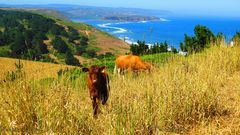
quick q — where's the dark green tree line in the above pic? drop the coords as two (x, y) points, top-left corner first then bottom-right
(130, 40), (177, 55)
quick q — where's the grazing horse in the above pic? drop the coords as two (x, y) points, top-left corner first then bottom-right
(82, 65), (110, 117)
(114, 55), (152, 74)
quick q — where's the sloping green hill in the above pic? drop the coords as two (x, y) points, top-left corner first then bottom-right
(0, 9), (129, 65)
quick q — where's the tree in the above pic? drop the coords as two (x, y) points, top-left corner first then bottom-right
(97, 52), (114, 59)
(76, 45), (87, 55)
(171, 47), (178, 54)
(194, 25), (215, 48)
(180, 34), (198, 53)
(0, 31), (4, 46)
(130, 44), (140, 55)
(65, 50), (80, 66)
(3, 28), (19, 44)
(17, 24), (25, 32)
(137, 40), (149, 55)
(180, 25), (215, 53)
(24, 30), (35, 48)
(80, 36), (88, 46)
(150, 43), (160, 54)
(130, 40), (149, 55)
(232, 32), (240, 46)
(50, 24), (65, 36)
(159, 41), (168, 52)
(215, 32), (225, 45)
(10, 32), (27, 56)
(31, 38), (49, 58)
(36, 41), (48, 54)
(85, 49), (97, 58)
(51, 36), (69, 53)
(68, 26), (80, 42)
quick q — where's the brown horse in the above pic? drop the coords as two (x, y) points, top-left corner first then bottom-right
(114, 55), (152, 74)
(82, 65), (110, 117)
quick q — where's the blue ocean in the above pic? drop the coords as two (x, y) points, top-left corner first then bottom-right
(72, 17), (240, 48)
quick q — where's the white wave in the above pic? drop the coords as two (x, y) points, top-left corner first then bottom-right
(115, 22), (132, 25)
(160, 18), (170, 22)
(119, 36), (130, 40)
(124, 36), (130, 40)
(138, 21), (148, 23)
(97, 23), (128, 34)
(137, 18), (170, 23)
(118, 37), (153, 46)
(97, 23), (112, 28)
(118, 37), (137, 44)
(125, 40), (138, 45)
(146, 43), (153, 46)
(113, 27), (127, 34)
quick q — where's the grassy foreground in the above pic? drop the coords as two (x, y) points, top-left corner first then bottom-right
(0, 45), (240, 134)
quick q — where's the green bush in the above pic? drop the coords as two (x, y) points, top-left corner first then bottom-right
(65, 50), (80, 66)
(52, 36), (69, 53)
(232, 32), (240, 46)
(180, 25), (215, 53)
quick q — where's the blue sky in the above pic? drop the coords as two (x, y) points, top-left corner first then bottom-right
(1, 0), (240, 17)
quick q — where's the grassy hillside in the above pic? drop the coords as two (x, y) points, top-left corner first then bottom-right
(56, 19), (129, 55)
(0, 45), (240, 134)
(41, 9), (129, 55)
(0, 57), (73, 81)
(0, 9), (129, 65)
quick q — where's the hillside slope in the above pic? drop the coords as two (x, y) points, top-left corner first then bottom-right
(33, 8), (130, 55)
(0, 9), (129, 65)
(35, 9), (130, 54)
(0, 57), (72, 80)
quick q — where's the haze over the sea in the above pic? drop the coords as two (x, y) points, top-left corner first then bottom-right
(1, 0), (240, 18)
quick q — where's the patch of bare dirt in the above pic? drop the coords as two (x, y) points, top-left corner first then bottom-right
(91, 29), (130, 55)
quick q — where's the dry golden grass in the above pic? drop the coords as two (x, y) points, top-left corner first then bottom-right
(0, 45), (240, 134)
(188, 71), (240, 135)
(0, 57), (73, 80)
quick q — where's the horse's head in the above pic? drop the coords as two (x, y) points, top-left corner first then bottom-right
(82, 65), (107, 84)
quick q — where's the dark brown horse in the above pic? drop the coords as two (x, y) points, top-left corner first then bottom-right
(82, 65), (110, 117)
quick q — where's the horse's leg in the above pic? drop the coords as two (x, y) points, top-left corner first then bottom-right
(113, 64), (117, 75)
(117, 68), (121, 75)
(96, 98), (102, 114)
(92, 97), (98, 117)
(127, 67), (132, 77)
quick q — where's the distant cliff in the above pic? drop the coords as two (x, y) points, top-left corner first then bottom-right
(103, 15), (160, 21)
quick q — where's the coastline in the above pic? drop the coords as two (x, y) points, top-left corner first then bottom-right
(72, 18), (240, 49)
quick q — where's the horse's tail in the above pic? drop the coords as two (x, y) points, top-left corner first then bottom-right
(101, 88), (109, 105)
(101, 75), (110, 105)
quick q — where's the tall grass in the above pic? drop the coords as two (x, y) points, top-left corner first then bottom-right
(0, 45), (240, 134)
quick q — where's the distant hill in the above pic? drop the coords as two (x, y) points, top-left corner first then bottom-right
(0, 9), (129, 65)
(102, 15), (160, 22)
(0, 4), (172, 20)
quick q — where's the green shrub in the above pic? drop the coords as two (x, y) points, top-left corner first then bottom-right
(65, 50), (80, 66)
(52, 36), (69, 53)
(180, 25), (215, 53)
